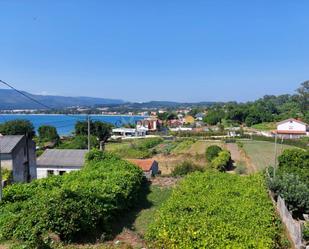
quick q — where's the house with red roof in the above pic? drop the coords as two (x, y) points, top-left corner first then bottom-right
(128, 159), (159, 179)
(273, 118), (308, 139)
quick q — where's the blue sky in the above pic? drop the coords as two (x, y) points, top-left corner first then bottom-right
(0, 1), (308, 102)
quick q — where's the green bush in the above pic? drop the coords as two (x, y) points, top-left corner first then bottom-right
(57, 135), (99, 149)
(269, 149), (309, 215)
(171, 161), (203, 176)
(0, 151), (144, 246)
(146, 172), (285, 249)
(278, 149), (309, 170)
(135, 137), (163, 150)
(268, 174), (309, 215)
(205, 145), (222, 162)
(304, 222), (309, 241)
(236, 140), (244, 149)
(235, 163), (247, 175)
(210, 150), (231, 171)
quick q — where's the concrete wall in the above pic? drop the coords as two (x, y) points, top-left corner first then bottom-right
(37, 166), (81, 179)
(276, 196), (305, 249)
(11, 137), (36, 182)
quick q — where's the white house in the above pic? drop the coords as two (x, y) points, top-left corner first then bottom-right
(274, 118), (308, 139)
(36, 149), (87, 178)
(112, 127), (148, 139)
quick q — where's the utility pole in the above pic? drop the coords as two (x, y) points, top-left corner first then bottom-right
(273, 134), (278, 178)
(88, 115), (91, 151)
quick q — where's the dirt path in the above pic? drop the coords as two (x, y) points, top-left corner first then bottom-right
(151, 177), (179, 187)
(226, 143), (242, 162)
(225, 143), (257, 173)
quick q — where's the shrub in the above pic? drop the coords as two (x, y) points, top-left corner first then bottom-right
(236, 140), (244, 149)
(135, 137), (163, 150)
(268, 174), (309, 215)
(235, 163), (247, 175)
(304, 222), (309, 241)
(278, 149), (309, 170)
(146, 172), (285, 248)
(171, 161), (203, 176)
(0, 150), (144, 246)
(210, 150), (231, 171)
(38, 125), (60, 144)
(269, 149), (309, 215)
(205, 145), (222, 162)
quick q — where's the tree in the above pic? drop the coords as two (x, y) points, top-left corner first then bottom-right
(296, 81), (309, 116)
(38, 125), (60, 143)
(75, 120), (112, 149)
(206, 145), (222, 162)
(0, 119), (35, 138)
(203, 109), (224, 125)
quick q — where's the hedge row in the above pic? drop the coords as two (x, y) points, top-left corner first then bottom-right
(0, 150), (144, 246)
(146, 172), (285, 249)
(268, 149), (309, 215)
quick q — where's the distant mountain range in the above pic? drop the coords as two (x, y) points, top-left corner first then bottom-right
(0, 89), (124, 109)
(0, 89), (218, 110)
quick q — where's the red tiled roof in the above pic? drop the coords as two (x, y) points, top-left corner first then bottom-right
(273, 130), (306, 135)
(128, 159), (156, 171)
(277, 118), (308, 126)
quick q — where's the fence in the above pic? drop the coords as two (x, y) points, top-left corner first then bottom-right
(275, 195), (305, 249)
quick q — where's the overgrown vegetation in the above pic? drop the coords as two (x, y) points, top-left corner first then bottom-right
(0, 119), (35, 138)
(146, 172), (288, 249)
(210, 150), (231, 171)
(304, 222), (309, 241)
(106, 138), (163, 158)
(205, 145), (222, 162)
(0, 150), (144, 247)
(171, 160), (203, 176)
(268, 149), (309, 216)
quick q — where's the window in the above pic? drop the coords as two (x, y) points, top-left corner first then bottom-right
(59, 171), (66, 176)
(47, 170), (54, 176)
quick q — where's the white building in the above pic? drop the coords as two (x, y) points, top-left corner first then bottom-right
(112, 127), (148, 138)
(169, 127), (193, 132)
(36, 149), (87, 178)
(274, 118), (308, 139)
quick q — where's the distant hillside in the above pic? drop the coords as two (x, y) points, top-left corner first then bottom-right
(122, 101), (218, 109)
(0, 89), (124, 109)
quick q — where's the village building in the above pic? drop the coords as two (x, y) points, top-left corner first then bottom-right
(170, 127), (193, 132)
(273, 118), (308, 139)
(136, 117), (159, 131)
(195, 113), (206, 121)
(0, 135), (37, 182)
(183, 115), (195, 124)
(167, 119), (184, 128)
(128, 159), (159, 179)
(112, 127), (148, 138)
(36, 149), (87, 178)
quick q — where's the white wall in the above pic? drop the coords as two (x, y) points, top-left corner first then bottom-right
(37, 167), (80, 179)
(277, 120), (306, 132)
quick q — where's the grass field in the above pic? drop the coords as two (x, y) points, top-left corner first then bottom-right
(154, 140), (223, 175)
(242, 140), (296, 171)
(251, 122), (276, 131)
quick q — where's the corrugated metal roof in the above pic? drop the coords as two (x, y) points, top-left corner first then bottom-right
(0, 135), (24, 153)
(37, 149), (88, 167)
